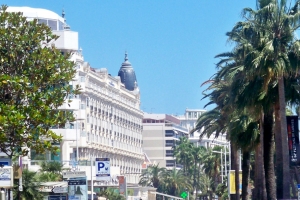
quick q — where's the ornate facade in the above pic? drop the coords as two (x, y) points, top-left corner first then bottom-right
(8, 6), (144, 184)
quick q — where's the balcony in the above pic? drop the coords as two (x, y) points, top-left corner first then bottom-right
(53, 30), (78, 51)
(51, 128), (77, 141)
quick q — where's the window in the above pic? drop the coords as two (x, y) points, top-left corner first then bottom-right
(194, 112), (197, 118)
(165, 130), (174, 137)
(166, 160), (175, 167)
(58, 21), (64, 30)
(166, 150), (174, 157)
(38, 19), (47, 25)
(48, 20), (57, 30)
(165, 140), (174, 147)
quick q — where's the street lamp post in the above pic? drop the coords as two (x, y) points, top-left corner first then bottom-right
(212, 150), (224, 183)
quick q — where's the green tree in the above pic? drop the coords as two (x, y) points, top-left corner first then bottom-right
(161, 169), (192, 197)
(0, 5), (80, 158)
(139, 164), (166, 190)
(98, 188), (125, 200)
(173, 137), (193, 174)
(191, 145), (207, 195)
(37, 161), (65, 182)
(241, 1), (300, 198)
(17, 169), (43, 200)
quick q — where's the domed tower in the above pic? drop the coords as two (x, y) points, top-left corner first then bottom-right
(118, 52), (138, 91)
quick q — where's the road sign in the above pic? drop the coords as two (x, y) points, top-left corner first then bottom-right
(62, 171), (86, 178)
(51, 186), (68, 193)
(0, 167), (13, 188)
(118, 176), (126, 196)
(67, 179), (86, 185)
(180, 191), (188, 198)
(95, 158), (110, 181)
(48, 195), (67, 200)
(68, 196), (79, 200)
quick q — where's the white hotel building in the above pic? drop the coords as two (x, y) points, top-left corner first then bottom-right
(7, 7), (144, 184)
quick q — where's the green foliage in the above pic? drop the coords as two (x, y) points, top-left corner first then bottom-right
(40, 161), (64, 173)
(98, 188), (125, 200)
(161, 169), (192, 196)
(37, 161), (64, 182)
(139, 163), (166, 189)
(16, 169), (43, 200)
(0, 5), (80, 158)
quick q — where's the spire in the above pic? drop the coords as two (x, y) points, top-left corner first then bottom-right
(61, 9), (70, 30)
(124, 51), (128, 62)
(62, 9), (65, 19)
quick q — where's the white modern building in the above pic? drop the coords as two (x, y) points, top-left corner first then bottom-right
(142, 113), (189, 169)
(7, 7), (144, 185)
(175, 108), (228, 147)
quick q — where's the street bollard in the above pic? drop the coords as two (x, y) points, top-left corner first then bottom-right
(0, 189), (5, 200)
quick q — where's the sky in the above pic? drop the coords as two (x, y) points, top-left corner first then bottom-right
(2, 0), (257, 115)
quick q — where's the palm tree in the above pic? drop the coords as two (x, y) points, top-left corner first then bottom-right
(198, 174), (215, 200)
(18, 169), (43, 200)
(173, 136), (193, 173)
(242, 1), (300, 198)
(161, 169), (192, 197)
(139, 164), (166, 190)
(191, 146), (207, 194)
(38, 161), (64, 182)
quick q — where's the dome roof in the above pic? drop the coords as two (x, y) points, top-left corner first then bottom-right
(7, 7), (64, 22)
(118, 52), (138, 91)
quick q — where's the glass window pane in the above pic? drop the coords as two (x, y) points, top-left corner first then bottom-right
(48, 20), (57, 30)
(59, 20), (64, 30)
(38, 19), (47, 25)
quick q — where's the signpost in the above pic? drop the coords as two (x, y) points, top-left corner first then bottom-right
(67, 177), (87, 200)
(67, 179), (87, 185)
(48, 195), (67, 200)
(51, 187), (68, 193)
(118, 176), (126, 197)
(63, 171), (86, 179)
(180, 191), (188, 199)
(0, 166), (13, 188)
(95, 158), (110, 181)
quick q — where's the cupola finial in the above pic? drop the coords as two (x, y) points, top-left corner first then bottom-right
(125, 51), (128, 61)
(62, 9), (65, 18)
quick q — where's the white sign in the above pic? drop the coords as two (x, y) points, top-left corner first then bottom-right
(69, 195), (80, 200)
(52, 186), (68, 193)
(95, 158), (110, 181)
(0, 166), (13, 188)
(63, 171), (86, 178)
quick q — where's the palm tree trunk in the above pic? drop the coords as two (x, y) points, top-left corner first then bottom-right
(230, 144), (240, 200)
(230, 143), (236, 200)
(193, 159), (197, 194)
(263, 110), (276, 200)
(253, 115), (267, 200)
(275, 78), (290, 199)
(241, 150), (250, 200)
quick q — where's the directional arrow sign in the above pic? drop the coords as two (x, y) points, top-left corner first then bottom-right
(51, 187), (68, 193)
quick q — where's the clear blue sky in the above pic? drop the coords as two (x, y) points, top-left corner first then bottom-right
(2, 0), (256, 115)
